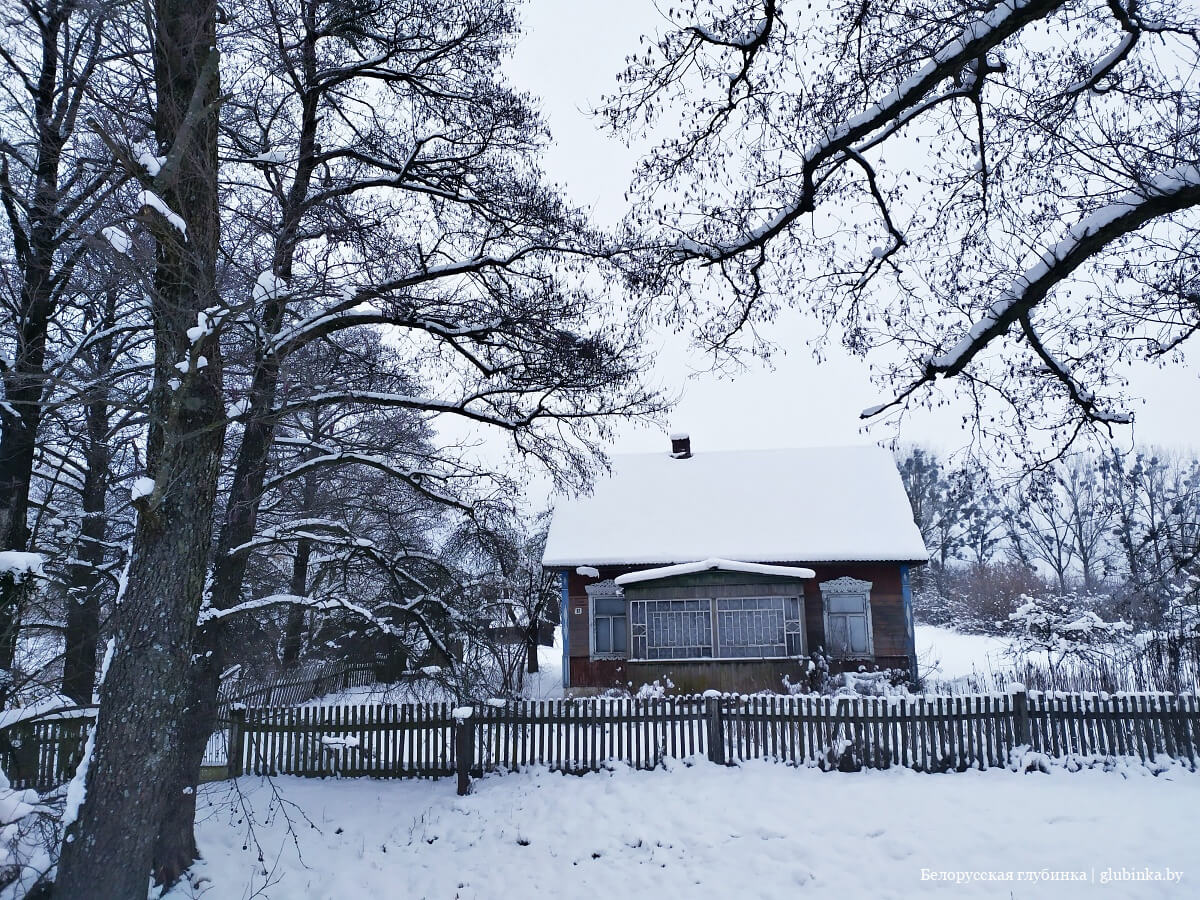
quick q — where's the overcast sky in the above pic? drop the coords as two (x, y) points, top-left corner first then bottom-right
(501, 0), (1200, 462)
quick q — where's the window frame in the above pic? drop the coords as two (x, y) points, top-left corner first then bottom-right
(628, 594), (805, 662)
(820, 577), (875, 659)
(586, 580), (628, 660)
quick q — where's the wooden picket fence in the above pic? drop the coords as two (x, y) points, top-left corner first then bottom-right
(216, 660), (376, 716)
(204, 661), (379, 766)
(7, 688), (1198, 793)
(0, 709), (94, 791)
(227, 689), (1200, 790)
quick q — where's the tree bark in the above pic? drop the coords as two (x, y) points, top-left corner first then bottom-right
(60, 291), (117, 704)
(153, 12), (324, 880)
(53, 0), (224, 895)
(282, 460), (318, 667)
(282, 538), (314, 667)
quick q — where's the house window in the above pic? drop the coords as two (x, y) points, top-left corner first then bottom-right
(592, 596), (627, 656)
(586, 580), (627, 658)
(631, 599), (713, 660)
(629, 596), (803, 661)
(716, 596), (804, 658)
(820, 577), (874, 658)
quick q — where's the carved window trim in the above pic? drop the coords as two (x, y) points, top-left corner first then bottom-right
(820, 577), (874, 658)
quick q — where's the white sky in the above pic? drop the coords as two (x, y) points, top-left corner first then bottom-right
(501, 0), (1200, 463)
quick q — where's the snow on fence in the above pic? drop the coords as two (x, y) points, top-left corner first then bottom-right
(228, 689), (1200, 791)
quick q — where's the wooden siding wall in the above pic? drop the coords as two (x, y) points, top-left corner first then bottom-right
(563, 562), (915, 690)
(801, 563), (908, 659)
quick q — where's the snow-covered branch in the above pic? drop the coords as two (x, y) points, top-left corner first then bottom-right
(864, 165), (1200, 419)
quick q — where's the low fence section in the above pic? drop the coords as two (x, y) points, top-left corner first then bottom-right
(231, 703), (460, 779)
(230, 688), (1200, 789)
(8, 688), (1198, 793)
(0, 709), (94, 791)
(216, 661), (376, 717)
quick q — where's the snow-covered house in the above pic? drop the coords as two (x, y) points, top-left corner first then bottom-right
(543, 438), (929, 692)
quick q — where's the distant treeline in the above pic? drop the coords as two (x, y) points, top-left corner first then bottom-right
(897, 447), (1200, 634)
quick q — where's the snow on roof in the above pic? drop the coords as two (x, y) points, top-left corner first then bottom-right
(615, 559), (816, 586)
(543, 445), (929, 567)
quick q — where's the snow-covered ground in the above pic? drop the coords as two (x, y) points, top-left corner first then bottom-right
(522, 626), (564, 699)
(172, 762), (1197, 899)
(303, 629), (566, 707)
(916, 625), (1018, 683)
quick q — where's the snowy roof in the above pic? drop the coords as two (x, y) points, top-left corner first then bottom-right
(543, 445), (929, 567)
(614, 559), (816, 586)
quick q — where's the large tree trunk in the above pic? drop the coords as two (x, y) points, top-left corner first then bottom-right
(53, 0), (223, 895)
(281, 538), (314, 667)
(60, 291), (117, 704)
(59, 400), (110, 703)
(153, 13), (323, 880)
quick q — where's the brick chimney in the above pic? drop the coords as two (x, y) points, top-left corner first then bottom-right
(670, 432), (692, 458)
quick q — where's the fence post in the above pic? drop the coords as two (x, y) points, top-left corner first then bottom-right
(1010, 684), (1029, 747)
(454, 707), (475, 795)
(342, 666), (351, 690)
(227, 706), (246, 779)
(705, 692), (726, 766)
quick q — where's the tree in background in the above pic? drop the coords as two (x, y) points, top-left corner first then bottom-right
(0, 0), (122, 681)
(898, 444), (1200, 634)
(1104, 450), (1200, 622)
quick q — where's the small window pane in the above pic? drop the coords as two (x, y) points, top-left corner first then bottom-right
(829, 594), (866, 614)
(828, 616), (849, 655)
(595, 597), (626, 616)
(848, 616), (869, 654)
(594, 619), (610, 652)
(612, 617), (627, 652)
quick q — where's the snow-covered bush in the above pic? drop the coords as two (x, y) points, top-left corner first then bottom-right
(0, 765), (60, 899)
(1004, 593), (1131, 677)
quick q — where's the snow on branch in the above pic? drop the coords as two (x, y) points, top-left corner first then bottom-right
(135, 190), (186, 237)
(197, 593), (315, 624)
(271, 390), (534, 430)
(689, 0), (776, 51)
(864, 164), (1200, 420)
(260, 451), (471, 512)
(674, 0), (1064, 263)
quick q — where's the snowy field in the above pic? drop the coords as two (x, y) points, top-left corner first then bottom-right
(170, 762), (1197, 900)
(916, 626), (1018, 683)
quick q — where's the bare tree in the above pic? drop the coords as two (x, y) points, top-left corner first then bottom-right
(1059, 456), (1114, 592)
(1105, 449), (1200, 618)
(0, 0), (120, 677)
(151, 0), (662, 882)
(54, 0), (227, 892)
(605, 0), (1200, 453)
